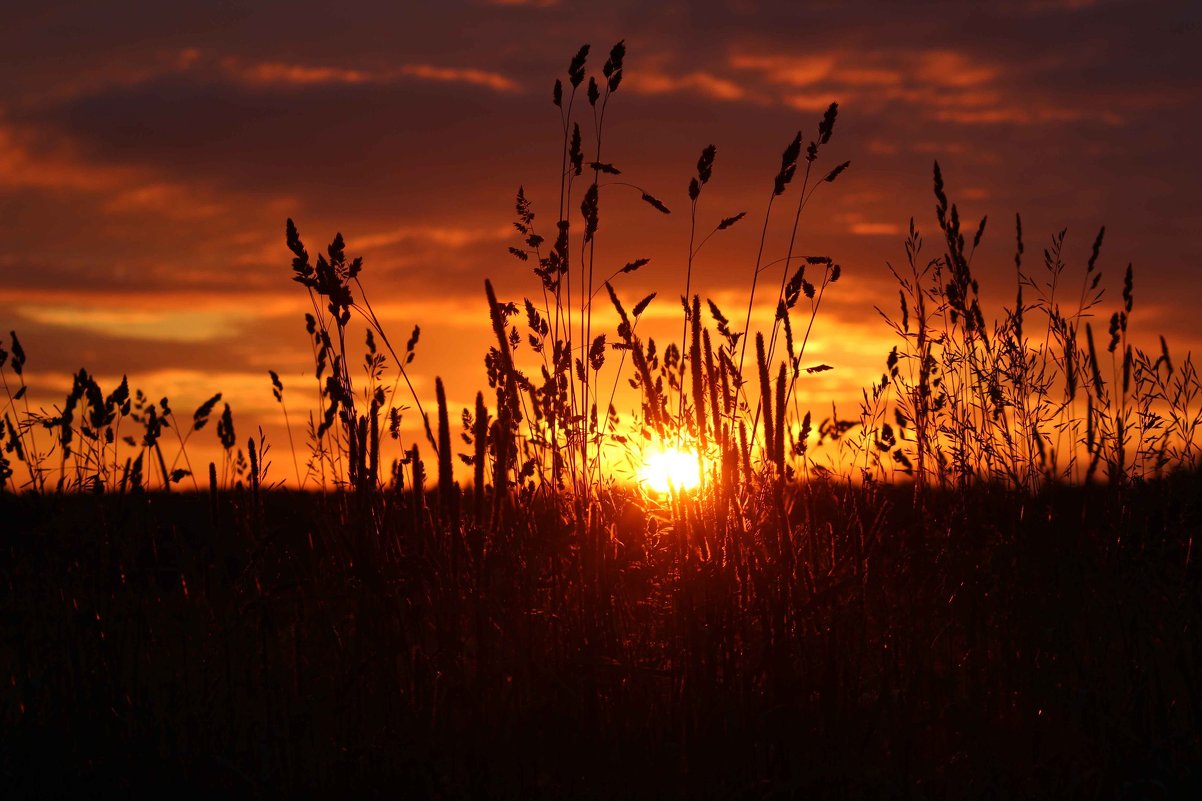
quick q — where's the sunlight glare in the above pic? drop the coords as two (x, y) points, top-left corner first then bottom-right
(638, 446), (702, 494)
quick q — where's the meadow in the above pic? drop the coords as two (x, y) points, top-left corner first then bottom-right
(2, 43), (1200, 799)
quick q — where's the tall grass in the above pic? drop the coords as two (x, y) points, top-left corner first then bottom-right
(2, 42), (1201, 798)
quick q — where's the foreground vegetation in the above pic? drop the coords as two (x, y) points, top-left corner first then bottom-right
(3, 43), (1201, 798)
(3, 475), (1200, 798)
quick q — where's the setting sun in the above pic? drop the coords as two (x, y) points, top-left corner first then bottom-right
(638, 446), (703, 494)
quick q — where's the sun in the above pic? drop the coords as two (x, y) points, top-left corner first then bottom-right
(638, 445), (702, 494)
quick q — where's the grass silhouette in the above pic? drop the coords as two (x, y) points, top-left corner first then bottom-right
(1, 42), (1201, 799)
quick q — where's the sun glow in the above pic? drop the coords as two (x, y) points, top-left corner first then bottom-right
(638, 446), (703, 494)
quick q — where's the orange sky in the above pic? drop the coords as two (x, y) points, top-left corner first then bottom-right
(2, 0), (1200, 486)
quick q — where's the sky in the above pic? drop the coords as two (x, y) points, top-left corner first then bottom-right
(2, 0), (1200, 485)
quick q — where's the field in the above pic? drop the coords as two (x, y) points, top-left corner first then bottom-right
(3, 478), (1201, 798)
(3, 42), (1202, 799)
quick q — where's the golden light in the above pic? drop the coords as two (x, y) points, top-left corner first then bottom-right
(638, 445), (702, 494)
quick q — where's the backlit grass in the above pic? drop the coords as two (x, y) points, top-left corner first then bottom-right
(2, 42), (1200, 799)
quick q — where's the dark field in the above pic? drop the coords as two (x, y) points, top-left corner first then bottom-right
(3, 477), (1200, 799)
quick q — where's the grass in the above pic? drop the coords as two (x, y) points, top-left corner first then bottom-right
(2, 42), (1201, 798)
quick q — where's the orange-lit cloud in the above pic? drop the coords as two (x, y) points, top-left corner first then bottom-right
(354, 224), (513, 251)
(728, 45), (1133, 127)
(625, 69), (748, 102)
(0, 121), (134, 192)
(728, 54), (836, 87)
(217, 55), (520, 93)
(848, 222), (903, 236)
(103, 182), (226, 220)
(15, 304), (254, 343)
(396, 64), (520, 93)
(915, 51), (998, 88)
(226, 60), (374, 86)
(784, 94), (840, 112)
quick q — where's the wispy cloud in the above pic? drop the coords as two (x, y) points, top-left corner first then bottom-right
(353, 224), (513, 251)
(0, 121), (132, 192)
(728, 54), (835, 87)
(625, 69), (747, 102)
(395, 64), (520, 93)
(225, 60), (374, 86)
(730, 46), (1128, 126)
(784, 94), (840, 112)
(103, 182), (226, 220)
(217, 54), (520, 93)
(930, 106), (1099, 125)
(730, 48), (997, 92)
(914, 51), (998, 88)
(16, 304), (252, 342)
(849, 222), (903, 236)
